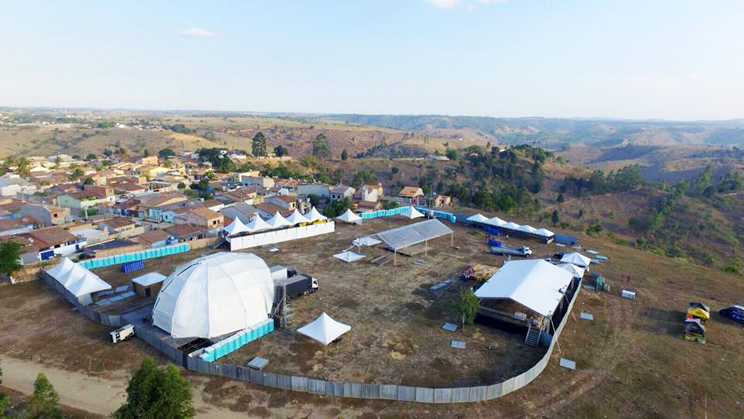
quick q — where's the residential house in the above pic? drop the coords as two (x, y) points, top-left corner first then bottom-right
(99, 217), (141, 238)
(20, 204), (70, 226)
(112, 198), (141, 217)
(57, 187), (115, 211)
(148, 181), (173, 193)
(70, 226), (110, 246)
(220, 187), (259, 205)
(154, 198), (204, 223)
(134, 193), (188, 221)
(221, 203), (260, 224)
(356, 199), (383, 212)
(0, 216), (39, 237)
(166, 224), (206, 242)
(298, 183), (330, 199)
(236, 171), (261, 184)
(330, 184), (355, 201)
(174, 207), (224, 229)
(202, 199), (225, 212)
(432, 194), (452, 207)
(273, 179), (299, 195)
(83, 239), (144, 258)
(255, 203), (292, 220)
(138, 156), (159, 166)
(398, 186), (425, 205)
(113, 182), (149, 196)
(133, 229), (171, 248)
(265, 195), (297, 211)
(240, 175), (274, 189)
(354, 184), (383, 203)
(0, 174), (37, 197)
(25, 227), (85, 261)
(139, 166), (170, 178)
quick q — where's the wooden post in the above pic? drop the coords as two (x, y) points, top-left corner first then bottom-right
(281, 283), (287, 329)
(450, 232), (454, 247)
(425, 239), (428, 256)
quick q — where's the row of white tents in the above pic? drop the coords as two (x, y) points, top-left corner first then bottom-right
(223, 208), (329, 237)
(466, 213), (555, 239)
(46, 257), (112, 304)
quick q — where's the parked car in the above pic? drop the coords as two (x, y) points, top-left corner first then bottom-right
(719, 305), (744, 325)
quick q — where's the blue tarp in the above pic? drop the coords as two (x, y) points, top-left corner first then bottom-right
(79, 243), (190, 270)
(199, 318), (274, 362)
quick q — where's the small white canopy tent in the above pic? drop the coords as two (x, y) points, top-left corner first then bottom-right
(486, 216), (507, 227)
(297, 312), (351, 345)
(266, 212), (291, 229)
(399, 206), (424, 219)
(352, 236), (382, 247)
(475, 259), (574, 317)
(466, 213), (490, 223)
(304, 207), (328, 223)
(336, 209), (362, 224)
(245, 215), (272, 232)
(153, 252), (275, 339)
(47, 259), (111, 297)
(533, 228), (555, 238)
(557, 262), (586, 279)
(285, 209), (309, 225)
(333, 251), (365, 263)
(560, 252), (592, 268)
(223, 217), (251, 236)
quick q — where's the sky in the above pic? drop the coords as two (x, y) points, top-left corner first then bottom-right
(1, 0), (743, 120)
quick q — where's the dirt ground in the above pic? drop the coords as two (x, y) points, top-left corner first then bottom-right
(3, 216), (744, 417)
(219, 218), (545, 387)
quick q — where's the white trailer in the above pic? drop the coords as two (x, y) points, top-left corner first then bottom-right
(111, 324), (135, 343)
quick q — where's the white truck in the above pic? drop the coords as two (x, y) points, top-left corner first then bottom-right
(111, 324), (135, 344)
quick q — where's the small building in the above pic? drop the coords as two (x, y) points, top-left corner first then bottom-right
(166, 224), (206, 242)
(0, 216), (38, 237)
(241, 176), (275, 189)
(398, 186), (425, 205)
(354, 184), (382, 203)
(99, 217), (138, 235)
(133, 229), (171, 248)
(0, 174), (37, 197)
(174, 207), (224, 229)
(221, 203), (260, 223)
(20, 204), (69, 226)
(26, 227), (85, 261)
(265, 195), (297, 211)
(330, 184), (355, 201)
(298, 183), (330, 199)
(132, 272), (167, 298)
(202, 199), (224, 212)
(138, 156), (159, 166)
(432, 194), (452, 207)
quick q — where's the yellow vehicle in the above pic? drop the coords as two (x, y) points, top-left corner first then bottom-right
(687, 302), (711, 323)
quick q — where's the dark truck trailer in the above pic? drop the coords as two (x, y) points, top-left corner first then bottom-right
(275, 274), (319, 303)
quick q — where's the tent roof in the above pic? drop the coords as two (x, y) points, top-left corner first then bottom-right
(557, 262), (585, 278)
(353, 236), (382, 247)
(266, 212), (291, 229)
(560, 252), (592, 267)
(304, 207), (327, 222)
(285, 209), (308, 225)
(132, 272), (167, 287)
(399, 206), (424, 219)
(474, 259), (574, 317)
(375, 219), (453, 251)
(245, 215), (272, 232)
(336, 209), (362, 223)
(466, 213), (490, 223)
(533, 228), (555, 237)
(223, 217), (251, 236)
(518, 225), (537, 233)
(46, 257), (75, 279)
(502, 222), (521, 230)
(48, 259), (111, 297)
(297, 312), (351, 345)
(333, 251), (365, 263)
(152, 252), (275, 339)
(486, 216), (507, 227)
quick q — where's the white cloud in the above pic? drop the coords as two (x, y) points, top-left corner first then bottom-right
(424, 0), (459, 8)
(424, 0), (507, 9)
(180, 27), (218, 38)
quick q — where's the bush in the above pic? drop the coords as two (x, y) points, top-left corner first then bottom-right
(26, 373), (63, 419)
(451, 289), (480, 329)
(115, 358), (195, 419)
(722, 263), (741, 275)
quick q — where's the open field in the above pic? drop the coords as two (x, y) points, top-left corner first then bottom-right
(2, 216), (744, 417)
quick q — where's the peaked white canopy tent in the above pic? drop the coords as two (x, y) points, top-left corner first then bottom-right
(352, 236), (382, 247)
(517, 225), (537, 234)
(486, 216), (507, 227)
(285, 209), (309, 225)
(336, 209), (362, 224)
(304, 207), (327, 223)
(475, 259), (574, 318)
(557, 262), (586, 279)
(333, 251), (365, 263)
(245, 214), (272, 232)
(46, 258), (111, 302)
(223, 217), (251, 236)
(297, 312), (351, 345)
(466, 213), (490, 223)
(153, 252), (275, 339)
(533, 228), (555, 238)
(399, 206), (424, 219)
(266, 212), (292, 229)
(502, 222), (521, 230)
(560, 252), (592, 268)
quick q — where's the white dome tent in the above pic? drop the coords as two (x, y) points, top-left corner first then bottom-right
(153, 252), (276, 339)
(297, 312), (351, 345)
(266, 212), (291, 229)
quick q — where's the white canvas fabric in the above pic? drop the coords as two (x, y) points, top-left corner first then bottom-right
(333, 251), (365, 262)
(518, 225), (537, 233)
(474, 259), (574, 317)
(533, 228), (554, 237)
(466, 214), (490, 223)
(352, 236), (382, 247)
(49, 260), (111, 297)
(336, 209), (362, 224)
(486, 216), (507, 227)
(304, 207), (327, 222)
(285, 209), (309, 225)
(152, 252), (275, 339)
(400, 206), (424, 219)
(46, 257), (75, 279)
(560, 252), (592, 268)
(557, 263), (585, 278)
(502, 222), (521, 230)
(132, 272), (167, 287)
(266, 212), (291, 229)
(245, 215), (272, 232)
(223, 217), (251, 236)
(297, 312), (351, 345)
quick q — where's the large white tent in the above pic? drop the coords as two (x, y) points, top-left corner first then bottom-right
(517, 225), (537, 234)
(466, 213), (490, 223)
(399, 206), (424, 219)
(223, 217), (251, 236)
(285, 209), (309, 225)
(502, 222), (521, 230)
(46, 258), (111, 298)
(475, 259), (573, 317)
(560, 252), (592, 268)
(297, 312), (351, 345)
(333, 251), (365, 263)
(266, 212), (292, 229)
(245, 215), (272, 232)
(533, 228), (555, 238)
(557, 262), (585, 279)
(336, 209), (362, 224)
(486, 216), (507, 227)
(304, 207), (327, 223)
(153, 252), (275, 339)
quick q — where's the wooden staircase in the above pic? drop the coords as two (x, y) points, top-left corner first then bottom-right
(525, 323), (541, 347)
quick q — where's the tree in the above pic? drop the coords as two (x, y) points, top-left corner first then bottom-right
(85, 153), (97, 161)
(273, 145), (288, 157)
(0, 241), (23, 277)
(445, 148), (458, 160)
(391, 166), (400, 175)
(143, 149), (150, 157)
(177, 182), (186, 190)
(341, 149), (349, 161)
(252, 132), (268, 157)
(556, 193), (565, 203)
(311, 133), (331, 159)
(158, 148), (176, 159)
(551, 210), (560, 226)
(383, 200), (399, 210)
(69, 167), (84, 180)
(115, 358), (195, 419)
(25, 373), (63, 419)
(307, 194), (321, 208)
(103, 149), (113, 157)
(83, 177), (94, 185)
(451, 289), (480, 329)
(0, 359), (8, 419)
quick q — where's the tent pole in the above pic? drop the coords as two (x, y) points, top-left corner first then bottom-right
(451, 232), (454, 247)
(394, 250), (397, 266)
(425, 239), (428, 256)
